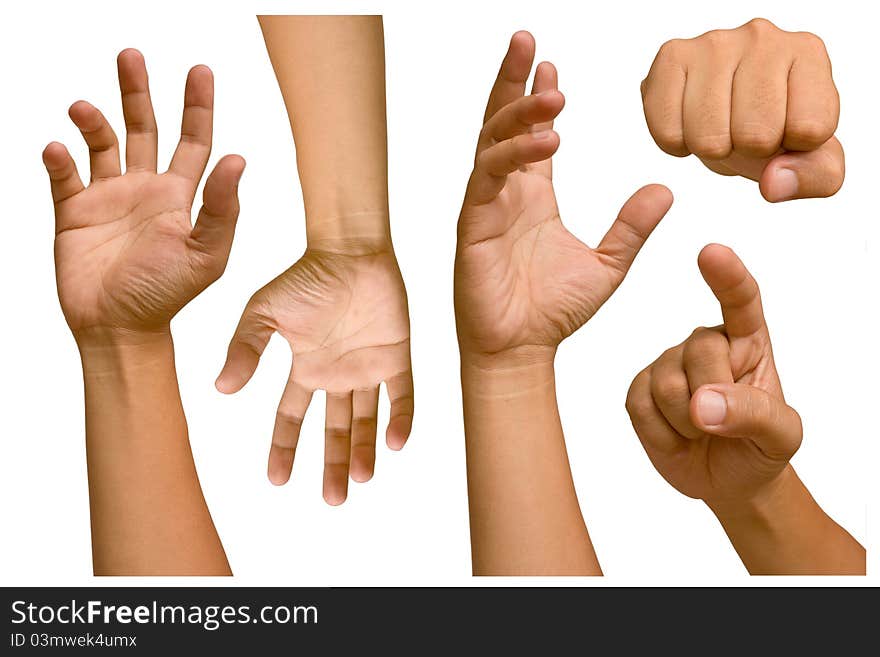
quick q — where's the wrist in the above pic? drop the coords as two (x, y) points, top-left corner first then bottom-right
(76, 328), (174, 378)
(305, 210), (393, 255)
(460, 346), (556, 399)
(708, 465), (802, 528)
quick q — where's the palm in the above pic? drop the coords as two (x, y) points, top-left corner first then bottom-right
(457, 171), (617, 354)
(255, 250), (411, 392)
(54, 172), (201, 332)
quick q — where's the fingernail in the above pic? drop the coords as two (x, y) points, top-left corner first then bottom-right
(768, 168), (798, 202)
(696, 390), (727, 426)
(532, 130), (552, 140)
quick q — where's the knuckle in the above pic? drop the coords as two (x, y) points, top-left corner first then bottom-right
(625, 375), (653, 419)
(785, 118), (835, 146)
(688, 326), (723, 347)
(478, 122), (494, 146)
(795, 31), (828, 55)
(651, 374), (688, 409)
(657, 38), (686, 61)
(689, 326), (715, 339)
(699, 29), (731, 50)
(732, 123), (783, 156)
(785, 118), (835, 148)
(475, 148), (493, 173)
(684, 329), (726, 364)
(626, 395), (655, 423)
(687, 134), (733, 160)
(276, 409), (304, 428)
(324, 427), (351, 442)
(744, 17), (777, 36)
(390, 392), (415, 411)
(650, 125), (688, 156)
(351, 416), (377, 434)
(789, 409), (804, 454)
(625, 374), (642, 412)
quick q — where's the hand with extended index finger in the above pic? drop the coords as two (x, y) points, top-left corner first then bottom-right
(626, 245), (865, 574)
(44, 49), (245, 342)
(625, 244), (801, 508)
(455, 31), (674, 363)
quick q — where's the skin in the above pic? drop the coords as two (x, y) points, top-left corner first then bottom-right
(45, 49), (244, 575)
(626, 244), (865, 575)
(216, 16), (413, 505)
(455, 32), (674, 575)
(641, 18), (844, 202)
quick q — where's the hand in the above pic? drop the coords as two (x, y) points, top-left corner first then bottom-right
(216, 244), (413, 505)
(45, 49), (245, 344)
(455, 31), (674, 363)
(625, 244), (802, 511)
(641, 18), (844, 202)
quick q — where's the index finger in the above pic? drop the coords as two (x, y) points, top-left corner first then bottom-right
(697, 244), (767, 339)
(483, 31), (535, 123)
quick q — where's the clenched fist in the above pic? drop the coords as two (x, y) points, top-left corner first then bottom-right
(641, 18), (843, 202)
(626, 244), (801, 509)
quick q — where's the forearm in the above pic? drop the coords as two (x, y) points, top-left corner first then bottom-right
(79, 332), (230, 576)
(259, 15), (390, 250)
(461, 351), (601, 576)
(712, 466), (865, 575)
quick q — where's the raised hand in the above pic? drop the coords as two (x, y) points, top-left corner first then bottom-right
(43, 49), (241, 575)
(626, 244), (800, 508)
(455, 31), (674, 362)
(215, 244), (413, 504)
(641, 18), (844, 202)
(45, 49), (245, 342)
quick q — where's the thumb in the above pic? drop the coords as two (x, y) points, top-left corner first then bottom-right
(690, 383), (802, 460)
(594, 183), (674, 284)
(759, 137), (844, 202)
(216, 295), (274, 394)
(190, 154), (246, 265)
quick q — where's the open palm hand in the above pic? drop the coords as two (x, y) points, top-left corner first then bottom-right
(46, 49), (244, 340)
(455, 32), (674, 361)
(217, 247), (413, 505)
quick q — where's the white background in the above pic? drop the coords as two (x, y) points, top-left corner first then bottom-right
(0, 0), (875, 586)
